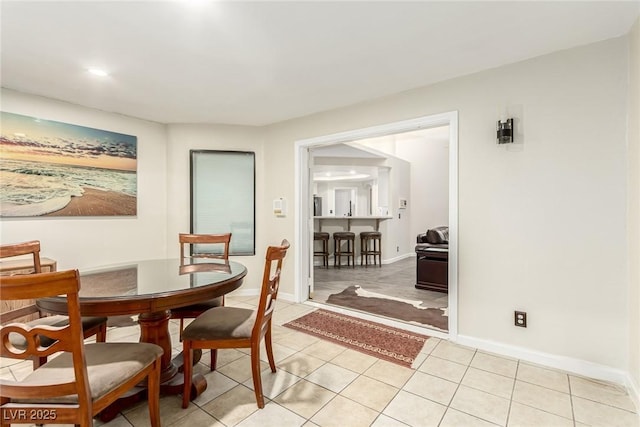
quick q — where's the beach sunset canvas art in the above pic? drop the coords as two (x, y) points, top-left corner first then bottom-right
(0, 112), (137, 217)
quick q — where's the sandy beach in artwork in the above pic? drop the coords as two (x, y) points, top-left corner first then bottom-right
(44, 188), (136, 217)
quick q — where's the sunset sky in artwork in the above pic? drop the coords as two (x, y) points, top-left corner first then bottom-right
(0, 112), (137, 171)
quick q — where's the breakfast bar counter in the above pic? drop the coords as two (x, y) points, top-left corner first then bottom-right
(314, 215), (392, 232)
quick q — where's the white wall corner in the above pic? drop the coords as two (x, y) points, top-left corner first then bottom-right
(626, 372), (640, 413)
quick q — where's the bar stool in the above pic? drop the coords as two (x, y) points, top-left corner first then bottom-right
(333, 231), (355, 268)
(313, 232), (330, 268)
(360, 231), (382, 267)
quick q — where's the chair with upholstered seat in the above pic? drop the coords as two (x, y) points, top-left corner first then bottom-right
(0, 240), (108, 369)
(181, 239), (290, 409)
(172, 233), (231, 368)
(0, 269), (163, 427)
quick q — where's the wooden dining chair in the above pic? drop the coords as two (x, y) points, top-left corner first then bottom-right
(172, 233), (232, 359)
(181, 239), (290, 409)
(0, 269), (163, 427)
(0, 240), (108, 369)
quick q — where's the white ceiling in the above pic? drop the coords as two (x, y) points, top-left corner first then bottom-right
(1, 1), (638, 126)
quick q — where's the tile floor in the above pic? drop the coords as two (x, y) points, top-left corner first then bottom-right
(1, 295), (638, 427)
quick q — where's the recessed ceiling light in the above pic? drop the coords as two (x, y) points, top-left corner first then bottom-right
(88, 67), (109, 77)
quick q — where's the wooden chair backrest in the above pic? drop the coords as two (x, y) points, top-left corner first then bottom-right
(0, 240), (43, 274)
(252, 239), (290, 339)
(0, 270), (93, 424)
(0, 241), (43, 324)
(179, 233), (231, 260)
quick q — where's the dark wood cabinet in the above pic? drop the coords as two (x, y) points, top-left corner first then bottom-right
(415, 250), (448, 293)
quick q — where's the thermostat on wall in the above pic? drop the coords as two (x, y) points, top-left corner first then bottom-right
(273, 198), (287, 217)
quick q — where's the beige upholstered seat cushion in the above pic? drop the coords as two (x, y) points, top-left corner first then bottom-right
(182, 306), (256, 340)
(9, 315), (107, 348)
(15, 342), (163, 403)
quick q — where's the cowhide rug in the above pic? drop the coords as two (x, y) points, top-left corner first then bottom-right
(326, 285), (448, 331)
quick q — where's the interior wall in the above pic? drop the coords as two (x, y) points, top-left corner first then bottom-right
(358, 127), (450, 249)
(164, 124), (267, 292)
(384, 155), (411, 259)
(0, 89), (169, 270)
(264, 36), (630, 370)
(394, 127), (450, 242)
(627, 17), (640, 393)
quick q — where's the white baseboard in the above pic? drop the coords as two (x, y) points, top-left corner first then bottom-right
(312, 252), (414, 267)
(456, 334), (632, 389)
(382, 252), (414, 264)
(278, 292), (296, 302)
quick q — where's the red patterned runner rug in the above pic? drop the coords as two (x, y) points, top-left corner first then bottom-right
(284, 309), (430, 368)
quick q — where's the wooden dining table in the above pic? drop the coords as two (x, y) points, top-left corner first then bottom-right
(36, 257), (247, 420)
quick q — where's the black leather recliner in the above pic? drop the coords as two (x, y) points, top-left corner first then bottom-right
(415, 226), (449, 250)
(415, 226), (449, 292)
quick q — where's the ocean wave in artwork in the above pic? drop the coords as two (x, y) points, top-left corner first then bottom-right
(0, 158), (136, 217)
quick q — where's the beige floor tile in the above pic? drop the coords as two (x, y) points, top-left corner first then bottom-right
(271, 323), (294, 338)
(192, 370), (239, 407)
(512, 380), (572, 419)
(279, 352), (326, 378)
(419, 337), (441, 355)
(217, 355), (269, 383)
(300, 339), (346, 361)
(235, 402), (306, 427)
(450, 385), (510, 426)
(403, 371), (458, 406)
(572, 395), (640, 427)
(363, 359), (414, 388)
(569, 375), (637, 412)
(0, 356), (23, 369)
(507, 401), (573, 427)
(258, 342), (298, 364)
(99, 414), (135, 427)
(340, 375), (399, 411)
(106, 324), (140, 342)
(273, 379), (337, 419)
(440, 408), (500, 427)
(242, 367), (301, 399)
(165, 407), (224, 427)
(225, 301), (256, 310)
(411, 351), (428, 369)
(370, 413), (410, 426)
(305, 362), (359, 393)
(0, 365), (15, 380)
(470, 352), (518, 378)
(417, 354), (468, 383)
(123, 395), (193, 427)
(9, 360), (36, 381)
(382, 390), (447, 426)
(516, 362), (569, 393)
(201, 385), (262, 426)
(462, 367), (515, 399)
(214, 348), (246, 368)
(430, 340), (476, 365)
(273, 304), (316, 325)
(275, 330), (320, 351)
(330, 348), (378, 374)
(311, 395), (379, 427)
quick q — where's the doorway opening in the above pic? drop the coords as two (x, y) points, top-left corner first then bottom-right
(294, 112), (458, 339)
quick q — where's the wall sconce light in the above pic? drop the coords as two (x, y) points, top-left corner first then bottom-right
(497, 118), (514, 144)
